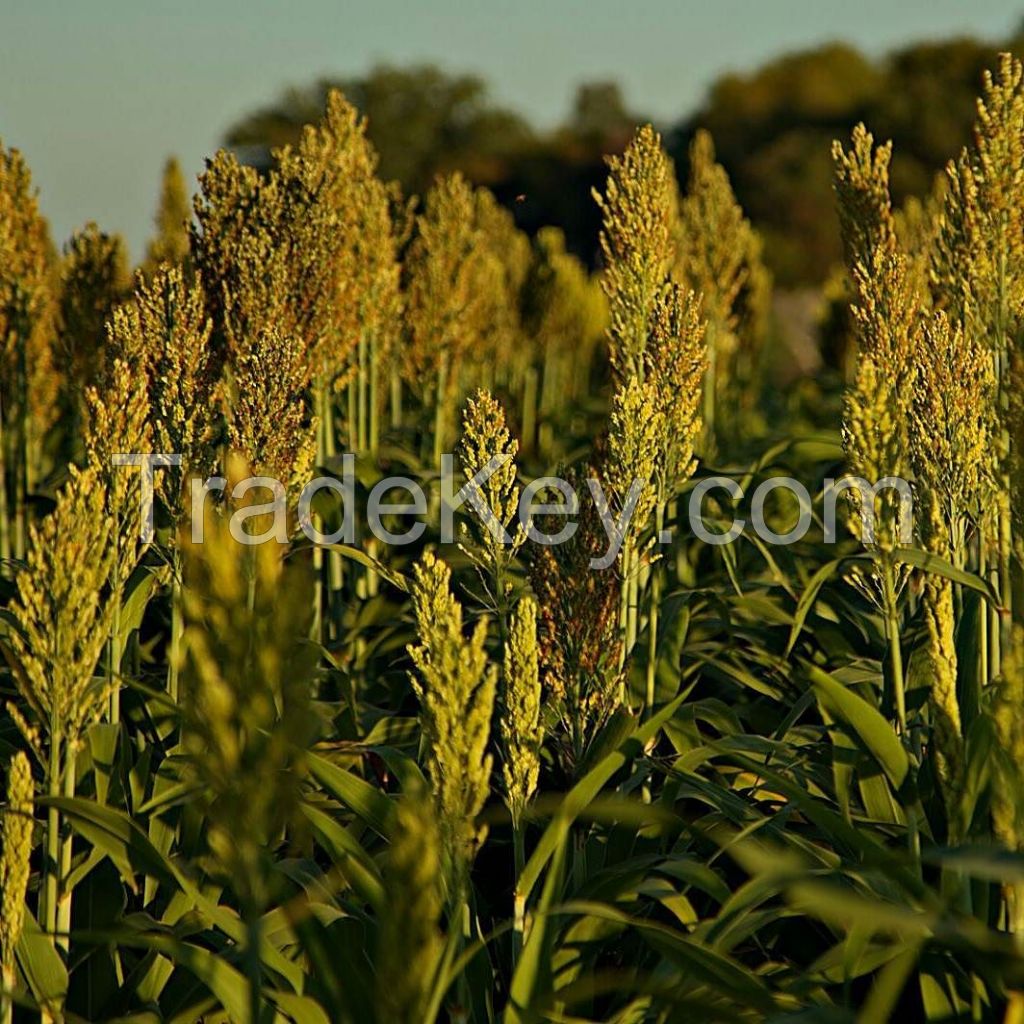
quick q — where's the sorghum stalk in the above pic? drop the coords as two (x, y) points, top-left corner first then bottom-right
(44, 729), (60, 940)
(880, 557), (907, 735)
(55, 747), (76, 951)
(433, 349), (449, 470)
(369, 330), (380, 454)
(168, 551), (183, 704)
(390, 364), (402, 430)
(358, 329), (369, 452)
(645, 501), (665, 711)
(0, 392), (8, 564)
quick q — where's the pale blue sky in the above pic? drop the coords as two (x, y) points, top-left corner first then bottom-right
(1, 0), (1018, 259)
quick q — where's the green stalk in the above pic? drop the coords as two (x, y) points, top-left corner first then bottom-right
(347, 378), (358, 453)
(999, 490), (1012, 665)
(617, 535), (633, 690)
(390, 364), (403, 431)
(979, 540), (990, 689)
(703, 321), (718, 460)
(13, 342), (27, 562)
(167, 551), (183, 705)
(645, 503), (665, 715)
(358, 329), (369, 453)
(452, 895), (471, 1024)
(244, 909), (262, 1024)
(55, 748), (76, 952)
(1, 963), (13, 1024)
(433, 351), (449, 471)
(0, 392), (9, 565)
(312, 378), (327, 644)
(880, 559), (907, 735)
(320, 383), (345, 641)
(369, 330), (380, 455)
(108, 529), (124, 724)
(511, 821), (526, 968)
(44, 729), (61, 941)
(626, 549), (640, 671)
(520, 366), (537, 457)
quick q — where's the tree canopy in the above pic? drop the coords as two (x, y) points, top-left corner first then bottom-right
(223, 29), (1024, 286)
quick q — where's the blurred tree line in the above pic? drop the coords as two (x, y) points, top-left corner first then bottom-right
(225, 25), (1024, 288)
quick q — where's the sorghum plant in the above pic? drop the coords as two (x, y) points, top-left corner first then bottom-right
(841, 247), (922, 731)
(178, 504), (318, 1018)
(375, 783), (445, 1024)
(2, 466), (114, 949)
(456, 388), (525, 636)
(0, 141), (56, 562)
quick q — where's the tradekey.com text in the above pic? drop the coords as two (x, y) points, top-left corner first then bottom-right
(112, 454), (913, 570)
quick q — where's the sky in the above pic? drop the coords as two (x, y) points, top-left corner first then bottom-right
(1, 0), (1019, 260)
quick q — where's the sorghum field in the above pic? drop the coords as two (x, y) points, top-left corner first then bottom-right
(2, 47), (1024, 1024)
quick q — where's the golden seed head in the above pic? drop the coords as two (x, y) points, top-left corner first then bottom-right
(58, 222), (129, 388)
(228, 324), (316, 506)
(595, 124), (678, 383)
(910, 310), (997, 550)
(0, 751), (34, 972)
(832, 124), (897, 270)
(606, 374), (664, 535)
(457, 387), (523, 564)
(4, 466), (116, 758)
(501, 595), (543, 826)
(407, 552), (496, 884)
(644, 283), (707, 498)
(144, 156), (191, 272)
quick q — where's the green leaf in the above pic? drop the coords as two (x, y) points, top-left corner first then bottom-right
(894, 547), (1000, 606)
(786, 556), (852, 656)
(806, 664), (909, 790)
(306, 750), (395, 838)
(301, 803), (385, 909)
(517, 693), (687, 904)
(16, 912), (68, 1010)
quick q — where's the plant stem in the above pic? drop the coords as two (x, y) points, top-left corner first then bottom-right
(358, 329), (369, 453)
(0, 394), (9, 566)
(55, 748), (76, 953)
(511, 821), (526, 968)
(881, 559), (906, 735)
(645, 503), (665, 715)
(108, 531), (124, 725)
(369, 330), (380, 454)
(244, 909), (262, 1024)
(0, 963), (13, 1024)
(390, 364), (402, 431)
(44, 731), (61, 942)
(433, 351), (449, 471)
(520, 366), (537, 456)
(167, 551), (183, 705)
